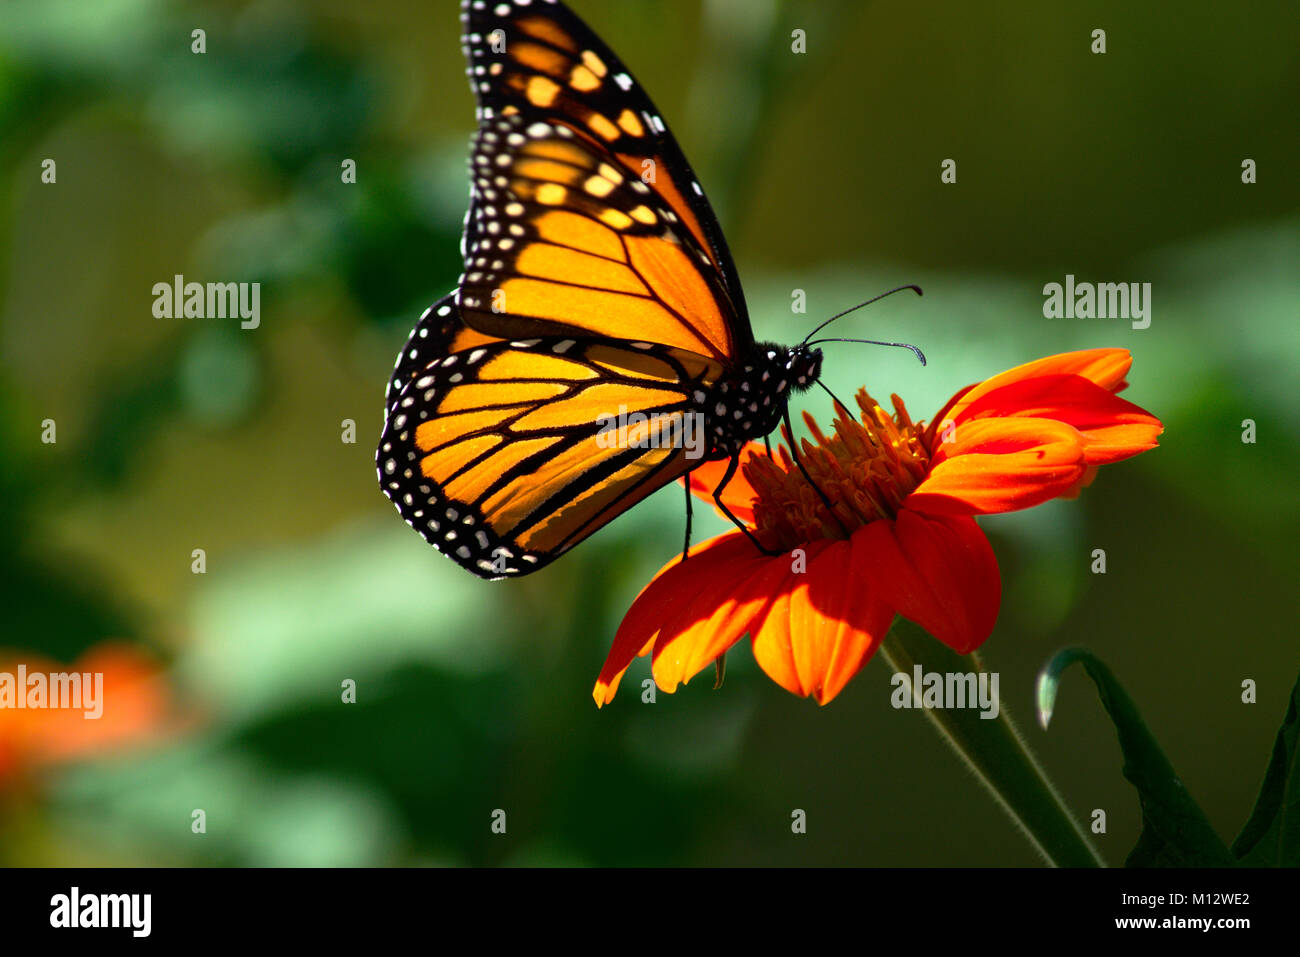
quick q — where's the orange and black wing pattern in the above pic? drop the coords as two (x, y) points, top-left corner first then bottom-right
(458, 110), (740, 363)
(385, 290), (500, 414)
(379, 325), (720, 577)
(458, 0), (750, 338)
(377, 1), (755, 578)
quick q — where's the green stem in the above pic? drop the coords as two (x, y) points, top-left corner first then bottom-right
(879, 618), (1106, 867)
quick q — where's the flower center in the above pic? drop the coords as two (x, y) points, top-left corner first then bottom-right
(743, 389), (931, 551)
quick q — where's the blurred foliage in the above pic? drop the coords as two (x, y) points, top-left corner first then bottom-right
(0, 0), (1296, 865)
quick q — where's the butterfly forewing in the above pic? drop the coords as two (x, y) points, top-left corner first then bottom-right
(459, 112), (739, 363)
(459, 0), (751, 340)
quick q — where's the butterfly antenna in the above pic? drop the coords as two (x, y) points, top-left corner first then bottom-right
(807, 337), (927, 367)
(800, 284), (923, 346)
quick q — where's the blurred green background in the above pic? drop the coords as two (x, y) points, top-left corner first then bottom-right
(0, 0), (1296, 866)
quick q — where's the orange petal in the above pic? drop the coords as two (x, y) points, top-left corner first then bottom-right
(748, 575), (801, 697)
(907, 416), (1088, 515)
(1060, 465), (1099, 499)
(1074, 422), (1163, 466)
(930, 349), (1134, 439)
(679, 442), (767, 526)
(650, 544), (792, 694)
(594, 532), (757, 706)
(591, 636), (655, 707)
(749, 539), (893, 704)
(860, 511), (1000, 654)
(944, 374), (1162, 466)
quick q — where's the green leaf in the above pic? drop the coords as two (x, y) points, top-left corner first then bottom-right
(1037, 648), (1233, 867)
(1231, 668), (1300, 866)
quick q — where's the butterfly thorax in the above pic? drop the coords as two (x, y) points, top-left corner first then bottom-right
(695, 342), (823, 460)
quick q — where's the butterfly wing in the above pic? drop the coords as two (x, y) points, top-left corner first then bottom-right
(385, 290), (502, 414)
(379, 322), (719, 578)
(377, 2), (761, 577)
(460, 112), (742, 364)
(458, 0), (752, 356)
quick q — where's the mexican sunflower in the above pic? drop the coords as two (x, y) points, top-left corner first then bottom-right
(594, 348), (1163, 707)
(0, 642), (175, 790)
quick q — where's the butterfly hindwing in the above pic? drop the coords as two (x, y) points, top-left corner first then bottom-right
(459, 0), (751, 340)
(379, 322), (722, 578)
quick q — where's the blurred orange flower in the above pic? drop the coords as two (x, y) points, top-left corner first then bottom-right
(595, 348), (1163, 706)
(0, 642), (175, 789)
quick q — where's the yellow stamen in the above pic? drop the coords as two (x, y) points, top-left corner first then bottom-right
(744, 390), (931, 551)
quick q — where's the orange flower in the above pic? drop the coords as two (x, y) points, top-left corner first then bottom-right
(0, 642), (175, 789)
(594, 348), (1162, 706)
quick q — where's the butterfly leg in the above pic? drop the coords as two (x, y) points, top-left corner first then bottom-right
(712, 454), (781, 557)
(681, 477), (694, 562)
(782, 408), (850, 537)
(763, 433), (773, 460)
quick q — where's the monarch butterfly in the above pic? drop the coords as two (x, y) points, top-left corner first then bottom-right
(378, 0), (915, 578)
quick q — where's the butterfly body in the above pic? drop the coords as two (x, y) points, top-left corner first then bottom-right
(692, 342), (823, 460)
(378, 0), (827, 579)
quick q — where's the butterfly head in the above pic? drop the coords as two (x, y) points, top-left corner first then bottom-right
(733, 341), (824, 405)
(780, 342), (824, 395)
